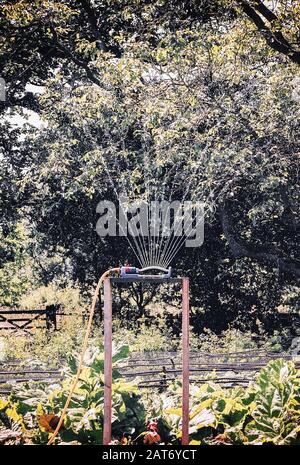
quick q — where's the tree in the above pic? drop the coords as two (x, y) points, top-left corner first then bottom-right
(0, 1), (299, 331)
(0, 0), (230, 112)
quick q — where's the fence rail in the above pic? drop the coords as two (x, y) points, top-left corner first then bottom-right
(0, 350), (298, 395)
(0, 305), (62, 333)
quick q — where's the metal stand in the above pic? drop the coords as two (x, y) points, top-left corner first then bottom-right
(181, 277), (189, 445)
(103, 278), (113, 446)
(103, 276), (190, 445)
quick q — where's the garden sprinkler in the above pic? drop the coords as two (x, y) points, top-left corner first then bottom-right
(120, 265), (172, 279)
(47, 264), (171, 445)
(47, 264), (189, 446)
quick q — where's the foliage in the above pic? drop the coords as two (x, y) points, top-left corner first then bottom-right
(0, 224), (33, 306)
(0, 1), (299, 332)
(0, 1), (299, 118)
(19, 282), (84, 310)
(1, 356), (299, 445)
(245, 359), (300, 444)
(0, 311), (292, 369)
(189, 327), (268, 353)
(2, 344), (146, 444)
(113, 319), (179, 352)
(0, 314), (85, 366)
(151, 359), (300, 445)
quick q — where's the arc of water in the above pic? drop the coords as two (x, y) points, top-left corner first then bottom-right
(157, 156), (204, 266)
(153, 164), (184, 266)
(158, 144), (248, 267)
(161, 182), (234, 267)
(82, 125), (148, 267)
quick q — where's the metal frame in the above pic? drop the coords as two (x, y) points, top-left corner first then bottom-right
(102, 276), (189, 445)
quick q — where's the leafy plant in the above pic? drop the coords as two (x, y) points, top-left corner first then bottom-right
(4, 344), (146, 444)
(151, 360), (300, 445)
(245, 359), (300, 444)
(1, 357), (299, 445)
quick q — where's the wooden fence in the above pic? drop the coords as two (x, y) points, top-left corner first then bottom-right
(0, 305), (62, 333)
(0, 350), (298, 395)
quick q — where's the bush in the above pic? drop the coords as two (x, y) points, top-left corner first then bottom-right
(0, 314), (86, 366)
(19, 283), (84, 311)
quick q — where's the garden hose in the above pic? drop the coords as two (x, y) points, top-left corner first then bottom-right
(47, 267), (120, 445)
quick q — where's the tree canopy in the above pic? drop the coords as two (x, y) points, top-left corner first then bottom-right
(0, 0), (299, 331)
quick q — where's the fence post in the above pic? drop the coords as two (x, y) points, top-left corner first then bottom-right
(45, 305), (58, 330)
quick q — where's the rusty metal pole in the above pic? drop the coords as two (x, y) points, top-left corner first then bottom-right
(103, 277), (112, 445)
(181, 277), (189, 445)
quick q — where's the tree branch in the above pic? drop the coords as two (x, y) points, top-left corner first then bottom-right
(278, 185), (300, 233)
(250, 0), (276, 21)
(238, 0), (300, 65)
(219, 204), (300, 278)
(49, 24), (102, 87)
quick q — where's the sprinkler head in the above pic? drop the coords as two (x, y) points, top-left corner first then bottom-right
(120, 265), (172, 278)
